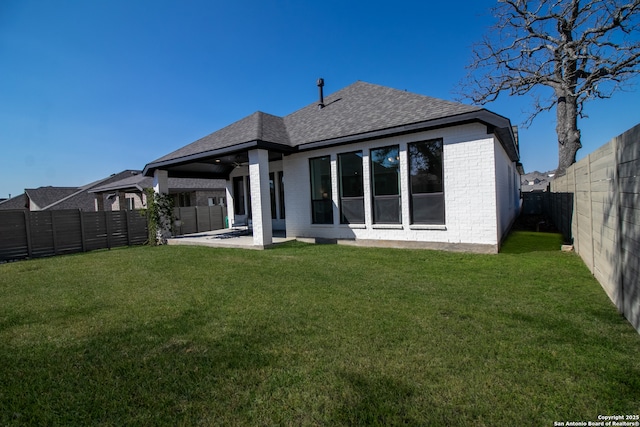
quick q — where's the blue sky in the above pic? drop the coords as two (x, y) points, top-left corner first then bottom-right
(1, 0), (638, 199)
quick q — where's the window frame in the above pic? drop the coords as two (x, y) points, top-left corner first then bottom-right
(338, 151), (365, 224)
(370, 145), (401, 224)
(269, 172), (277, 219)
(408, 139), (445, 225)
(233, 176), (245, 215)
(309, 156), (333, 224)
(278, 171), (285, 219)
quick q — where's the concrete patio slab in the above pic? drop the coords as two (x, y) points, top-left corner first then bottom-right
(166, 228), (294, 250)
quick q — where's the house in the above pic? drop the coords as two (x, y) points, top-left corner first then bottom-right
(521, 171), (554, 192)
(89, 172), (227, 211)
(0, 171), (145, 212)
(143, 80), (522, 253)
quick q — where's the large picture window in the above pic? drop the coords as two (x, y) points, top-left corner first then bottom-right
(371, 145), (401, 224)
(338, 151), (364, 224)
(409, 139), (444, 224)
(310, 156), (333, 224)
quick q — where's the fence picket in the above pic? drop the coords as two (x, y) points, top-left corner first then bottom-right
(0, 209), (148, 262)
(172, 205), (226, 236)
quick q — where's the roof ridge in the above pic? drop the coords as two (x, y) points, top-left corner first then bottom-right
(143, 81), (516, 177)
(42, 187), (88, 210)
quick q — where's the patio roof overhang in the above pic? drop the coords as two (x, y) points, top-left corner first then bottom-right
(143, 140), (295, 179)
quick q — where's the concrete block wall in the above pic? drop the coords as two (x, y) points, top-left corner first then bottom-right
(550, 123), (640, 333)
(194, 190), (227, 207)
(99, 191), (145, 211)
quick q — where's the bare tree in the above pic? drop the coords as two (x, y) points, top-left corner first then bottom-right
(462, 0), (640, 175)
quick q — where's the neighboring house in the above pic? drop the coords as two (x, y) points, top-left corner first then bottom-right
(89, 173), (227, 211)
(143, 80), (522, 253)
(0, 193), (30, 210)
(0, 170), (142, 211)
(521, 171), (554, 192)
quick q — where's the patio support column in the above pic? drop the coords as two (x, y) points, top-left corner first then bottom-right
(152, 169), (171, 244)
(248, 149), (273, 247)
(153, 169), (169, 195)
(117, 192), (126, 211)
(225, 180), (234, 227)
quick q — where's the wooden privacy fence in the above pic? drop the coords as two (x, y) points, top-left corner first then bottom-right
(521, 191), (572, 239)
(0, 209), (148, 262)
(172, 205), (227, 236)
(550, 123), (640, 333)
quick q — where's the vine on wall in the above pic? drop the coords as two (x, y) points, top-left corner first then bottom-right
(144, 188), (174, 245)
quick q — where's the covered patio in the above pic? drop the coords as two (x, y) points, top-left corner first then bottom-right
(142, 80), (522, 253)
(167, 227), (293, 250)
(143, 110), (294, 249)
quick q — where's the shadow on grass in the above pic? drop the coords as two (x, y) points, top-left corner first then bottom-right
(1, 308), (279, 425)
(0, 301), (112, 334)
(492, 305), (640, 400)
(330, 371), (420, 426)
(500, 231), (564, 254)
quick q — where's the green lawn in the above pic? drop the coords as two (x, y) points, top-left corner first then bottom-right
(1, 232), (639, 426)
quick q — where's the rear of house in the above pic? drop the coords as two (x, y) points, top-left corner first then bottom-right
(280, 123), (520, 252)
(144, 81), (522, 252)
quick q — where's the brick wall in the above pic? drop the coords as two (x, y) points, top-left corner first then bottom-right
(283, 123), (517, 253)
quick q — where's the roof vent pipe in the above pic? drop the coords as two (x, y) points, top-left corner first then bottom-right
(317, 78), (324, 109)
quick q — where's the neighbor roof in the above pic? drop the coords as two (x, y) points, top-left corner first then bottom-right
(90, 173), (226, 193)
(25, 187), (79, 210)
(0, 193), (27, 210)
(0, 170), (148, 211)
(144, 81), (518, 178)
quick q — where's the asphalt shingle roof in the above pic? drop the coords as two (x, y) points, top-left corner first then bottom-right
(148, 81), (483, 165)
(144, 81), (519, 178)
(283, 81), (481, 146)
(0, 171), (150, 211)
(0, 194), (27, 210)
(25, 187), (78, 209)
(154, 112), (288, 163)
(90, 174), (226, 193)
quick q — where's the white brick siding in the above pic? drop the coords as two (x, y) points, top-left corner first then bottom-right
(220, 123), (519, 253)
(283, 123), (513, 252)
(494, 138), (522, 242)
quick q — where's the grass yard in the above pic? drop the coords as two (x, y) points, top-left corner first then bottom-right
(1, 231), (639, 426)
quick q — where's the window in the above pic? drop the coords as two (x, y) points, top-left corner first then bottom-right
(233, 176), (245, 215)
(245, 176), (252, 218)
(310, 156), (333, 224)
(174, 192), (192, 207)
(126, 197), (135, 210)
(409, 139), (444, 224)
(371, 145), (401, 224)
(339, 151), (364, 224)
(269, 172), (276, 219)
(278, 171), (285, 219)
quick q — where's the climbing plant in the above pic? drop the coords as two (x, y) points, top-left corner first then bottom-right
(144, 188), (174, 245)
